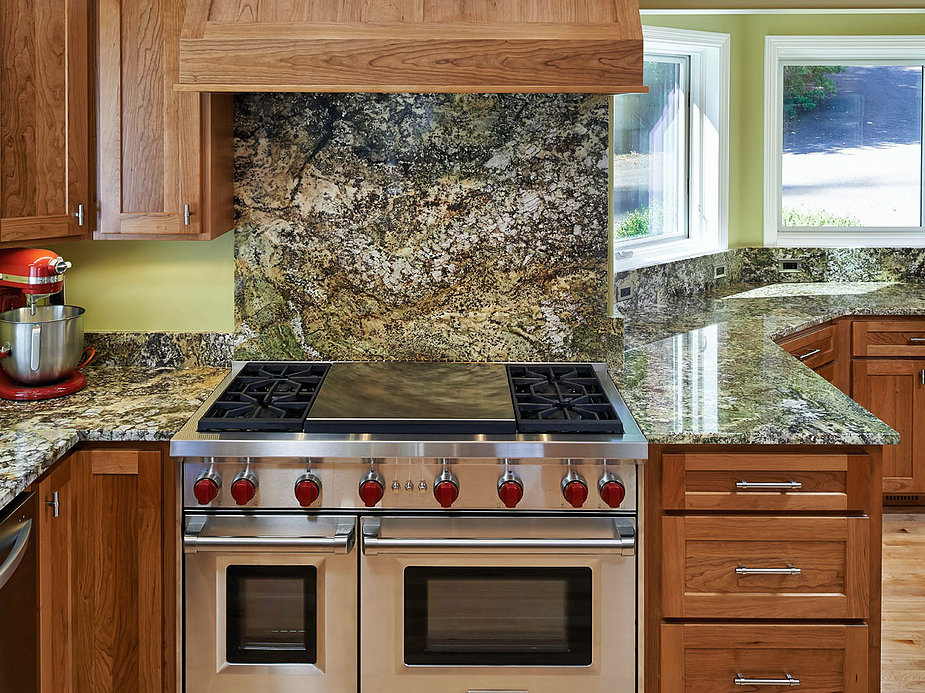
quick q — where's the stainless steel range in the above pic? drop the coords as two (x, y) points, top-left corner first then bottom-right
(171, 361), (647, 693)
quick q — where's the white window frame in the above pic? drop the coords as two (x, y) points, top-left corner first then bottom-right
(764, 35), (925, 247)
(612, 26), (730, 272)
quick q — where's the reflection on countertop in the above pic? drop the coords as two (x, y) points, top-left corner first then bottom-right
(615, 282), (925, 446)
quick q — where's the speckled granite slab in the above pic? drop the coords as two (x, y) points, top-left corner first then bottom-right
(616, 281), (925, 445)
(233, 92), (620, 364)
(85, 332), (234, 368)
(0, 365), (228, 510)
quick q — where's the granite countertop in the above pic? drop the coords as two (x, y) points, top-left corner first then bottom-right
(0, 366), (228, 510)
(616, 281), (924, 446)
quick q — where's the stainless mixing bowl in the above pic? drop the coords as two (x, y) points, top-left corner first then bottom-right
(0, 305), (86, 385)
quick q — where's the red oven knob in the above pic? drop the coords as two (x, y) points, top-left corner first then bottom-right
(231, 473), (257, 506)
(562, 476), (589, 509)
(294, 473), (321, 507)
(359, 470), (385, 507)
(193, 476), (219, 505)
(497, 473), (524, 509)
(599, 476), (626, 509)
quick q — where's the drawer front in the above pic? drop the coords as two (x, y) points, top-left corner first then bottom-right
(779, 323), (837, 368)
(853, 319), (925, 357)
(661, 623), (868, 693)
(661, 453), (871, 512)
(662, 516), (869, 619)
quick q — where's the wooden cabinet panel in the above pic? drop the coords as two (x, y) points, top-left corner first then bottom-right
(0, 0), (91, 243)
(661, 452), (871, 512)
(853, 319), (925, 358)
(662, 516), (869, 619)
(778, 320), (851, 393)
(97, 0), (233, 240)
(661, 623), (868, 693)
(37, 446), (176, 693)
(851, 358), (925, 493)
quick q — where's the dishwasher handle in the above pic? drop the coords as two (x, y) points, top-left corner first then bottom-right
(361, 517), (635, 556)
(0, 518), (32, 592)
(183, 517), (355, 555)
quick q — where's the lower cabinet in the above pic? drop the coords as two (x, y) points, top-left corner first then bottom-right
(36, 445), (177, 693)
(661, 623), (869, 693)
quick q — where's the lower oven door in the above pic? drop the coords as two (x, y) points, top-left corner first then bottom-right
(360, 515), (636, 693)
(184, 513), (357, 693)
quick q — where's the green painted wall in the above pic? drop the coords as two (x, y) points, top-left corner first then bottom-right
(641, 11), (925, 247)
(47, 232), (235, 332)
(48, 11), (925, 331)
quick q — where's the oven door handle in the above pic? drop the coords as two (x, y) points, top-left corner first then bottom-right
(360, 517), (635, 556)
(183, 517), (356, 555)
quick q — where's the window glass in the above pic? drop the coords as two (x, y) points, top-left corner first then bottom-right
(781, 65), (924, 228)
(613, 57), (690, 245)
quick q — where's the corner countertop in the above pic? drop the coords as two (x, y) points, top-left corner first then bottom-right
(0, 366), (228, 511)
(615, 281), (920, 446)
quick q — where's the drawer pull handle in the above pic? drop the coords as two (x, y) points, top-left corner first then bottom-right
(796, 348), (821, 360)
(736, 564), (802, 576)
(735, 674), (800, 687)
(908, 337), (925, 344)
(736, 480), (802, 492)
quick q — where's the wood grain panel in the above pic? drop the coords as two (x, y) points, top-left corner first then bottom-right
(854, 319), (925, 358)
(662, 515), (870, 619)
(851, 359), (925, 493)
(779, 322), (838, 369)
(661, 623), (868, 693)
(0, 0), (88, 243)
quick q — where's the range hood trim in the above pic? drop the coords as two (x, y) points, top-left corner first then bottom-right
(178, 4), (647, 94)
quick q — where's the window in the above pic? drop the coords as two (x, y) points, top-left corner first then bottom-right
(612, 26), (730, 271)
(765, 36), (925, 246)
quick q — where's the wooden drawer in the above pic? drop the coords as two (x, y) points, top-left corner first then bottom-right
(660, 623), (868, 693)
(779, 322), (838, 369)
(662, 516), (869, 619)
(661, 452), (871, 512)
(853, 319), (925, 357)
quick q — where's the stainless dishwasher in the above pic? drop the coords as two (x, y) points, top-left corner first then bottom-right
(0, 492), (37, 693)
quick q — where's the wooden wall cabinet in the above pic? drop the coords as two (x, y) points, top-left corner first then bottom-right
(36, 445), (177, 693)
(96, 0), (233, 240)
(0, 0), (92, 245)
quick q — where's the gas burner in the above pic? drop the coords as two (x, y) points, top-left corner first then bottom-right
(506, 364), (624, 434)
(197, 362), (330, 432)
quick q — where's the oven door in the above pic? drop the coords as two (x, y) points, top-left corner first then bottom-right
(359, 515), (636, 693)
(184, 513), (357, 693)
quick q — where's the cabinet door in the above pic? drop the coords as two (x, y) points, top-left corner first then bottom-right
(0, 0), (90, 243)
(37, 456), (74, 693)
(97, 0), (233, 239)
(72, 449), (168, 693)
(852, 359), (925, 493)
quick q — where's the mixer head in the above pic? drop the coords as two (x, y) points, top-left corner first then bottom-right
(0, 247), (72, 313)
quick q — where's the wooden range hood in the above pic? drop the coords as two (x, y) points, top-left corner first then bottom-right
(178, 0), (646, 94)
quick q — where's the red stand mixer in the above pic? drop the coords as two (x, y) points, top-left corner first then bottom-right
(0, 248), (93, 400)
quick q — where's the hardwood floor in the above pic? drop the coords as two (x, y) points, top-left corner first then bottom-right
(883, 513), (925, 692)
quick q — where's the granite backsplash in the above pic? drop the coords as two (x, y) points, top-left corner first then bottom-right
(232, 92), (621, 364)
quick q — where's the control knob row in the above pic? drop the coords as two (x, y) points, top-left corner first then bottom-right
(194, 469), (323, 507)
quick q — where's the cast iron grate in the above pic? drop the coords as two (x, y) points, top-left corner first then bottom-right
(197, 362), (331, 432)
(506, 364), (624, 434)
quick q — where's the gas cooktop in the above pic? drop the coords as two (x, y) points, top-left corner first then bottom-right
(172, 361), (646, 459)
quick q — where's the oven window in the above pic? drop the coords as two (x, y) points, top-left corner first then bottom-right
(226, 565), (317, 664)
(404, 567), (592, 666)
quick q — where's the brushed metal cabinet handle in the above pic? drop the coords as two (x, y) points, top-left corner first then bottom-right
(796, 348), (821, 360)
(736, 563), (802, 576)
(736, 480), (802, 492)
(46, 491), (60, 518)
(908, 337), (925, 343)
(735, 673), (800, 687)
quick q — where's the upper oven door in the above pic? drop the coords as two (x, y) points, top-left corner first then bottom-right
(184, 513), (357, 693)
(359, 515), (636, 693)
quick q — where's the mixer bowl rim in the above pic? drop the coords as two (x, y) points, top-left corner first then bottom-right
(0, 305), (86, 325)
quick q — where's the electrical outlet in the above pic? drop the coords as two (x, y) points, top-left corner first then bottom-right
(616, 285), (633, 302)
(713, 264), (727, 280)
(779, 257), (803, 274)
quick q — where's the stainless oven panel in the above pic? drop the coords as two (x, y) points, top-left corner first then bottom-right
(184, 514), (358, 693)
(358, 515), (637, 693)
(183, 458), (638, 512)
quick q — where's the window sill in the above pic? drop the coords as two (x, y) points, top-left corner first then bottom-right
(775, 230), (925, 248)
(613, 239), (726, 274)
